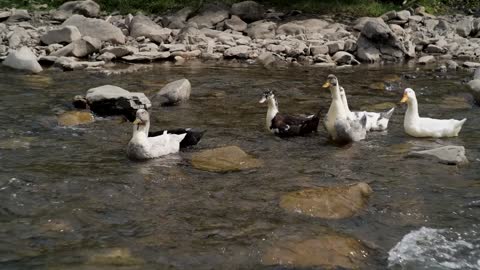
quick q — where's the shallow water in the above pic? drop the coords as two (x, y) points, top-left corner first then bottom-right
(0, 62), (479, 269)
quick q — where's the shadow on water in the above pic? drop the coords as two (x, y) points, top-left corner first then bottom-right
(0, 62), (479, 269)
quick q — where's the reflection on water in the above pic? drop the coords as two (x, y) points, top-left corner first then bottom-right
(0, 62), (479, 269)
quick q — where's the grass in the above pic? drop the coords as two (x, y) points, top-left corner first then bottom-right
(0, 0), (472, 16)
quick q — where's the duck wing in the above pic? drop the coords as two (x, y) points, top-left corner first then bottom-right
(272, 113), (319, 137)
(149, 128), (205, 148)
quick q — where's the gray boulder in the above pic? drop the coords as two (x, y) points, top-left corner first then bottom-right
(5, 9), (30, 23)
(224, 45), (252, 58)
(52, 0), (100, 21)
(418, 55), (435, 64)
(85, 85), (151, 121)
(408, 146), (468, 166)
(362, 19), (393, 42)
(456, 17), (473, 37)
(54, 56), (104, 71)
(176, 25), (209, 44)
(8, 27), (30, 48)
(100, 45), (136, 58)
(332, 51), (360, 65)
(40, 25), (81, 45)
(3, 46), (42, 73)
(188, 3), (229, 29)
(62, 15), (126, 44)
(311, 45), (329, 56)
(425, 44), (446, 54)
(356, 35), (381, 62)
(224, 15), (247, 32)
(165, 7), (193, 29)
(231, 1), (264, 22)
(155, 78), (191, 105)
(463, 61), (480, 68)
(129, 15), (171, 43)
(276, 22), (305, 36)
(246, 20), (276, 39)
(51, 36), (101, 58)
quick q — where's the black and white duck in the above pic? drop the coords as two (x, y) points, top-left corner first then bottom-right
(127, 109), (204, 160)
(259, 90), (320, 137)
(322, 74), (367, 143)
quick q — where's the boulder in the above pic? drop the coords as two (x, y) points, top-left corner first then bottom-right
(325, 41), (344, 54)
(231, 1), (265, 22)
(8, 27), (30, 49)
(296, 19), (330, 36)
(425, 44), (446, 54)
(176, 26), (209, 44)
(165, 7), (193, 29)
(280, 182), (372, 219)
(5, 9), (30, 23)
(96, 51), (116, 61)
(224, 45), (252, 58)
(155, 78), (191, 105)
(191, 146), (262, 172)
(446, 60), (458, 70)
(362, 19), (393, 42)
(224, 15), (247, 32)
(129, 14), (171, 43)
(262, 233), (370, 269)
(257, 51), (277, 66)
(57, 111), (94, 126)
(463, 61), (480, 68)
(40, 25), (81, 45)
(52, 0), (100, 21)
(54, 56), (105, 71)
(467, 79), (480, 104)
(62, 15), (126, 44)
(276, 22), (305, 36)
(353, 17), (383, 32)
(407, 146), (468, 166)
(51, 36), (101, 58)
(3, 46), (42, 73)
(121, 51), (170, 62)
(456, 17), (473, 37)
(418, 55), (435, 64)
(332, 51), (360, 65)
(100, 45), (136, 58)
(246, 20), (276, 39)
(85, 85), (151, 121)
(311, 45), (329, 56)
(356, 35), (381, 62)
(188, 3), (229, 29)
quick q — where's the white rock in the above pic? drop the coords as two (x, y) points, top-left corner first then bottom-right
(129, 14), (171, 43)
(155, 78), (191, 104)
(408, 146), (468, 165)
(418, 55), (435, 64)
(62, 15), (125, 44)
(40, 25), (81, 45)
(3, 46), (42, 73)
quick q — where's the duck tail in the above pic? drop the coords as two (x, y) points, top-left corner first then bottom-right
(360, 114), (368, 128)
(382, 107), (395, 119)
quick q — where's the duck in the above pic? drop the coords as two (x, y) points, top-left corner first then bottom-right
(259, 90), (320, 137)
(148, 128), (205, 148)
(322, 74), (367, 143)
(400, 88), (466, 138)
(339, 86), (395, 131)
(127, 109), (187, 160)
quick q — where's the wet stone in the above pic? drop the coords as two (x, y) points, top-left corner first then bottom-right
(87, 248), (144, 266)
(57, 111), (95, 126)
(191, 146), (263, 172)
(280, 182), (372, 219)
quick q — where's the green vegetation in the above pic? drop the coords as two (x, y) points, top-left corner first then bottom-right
(0, 0), (477, 16)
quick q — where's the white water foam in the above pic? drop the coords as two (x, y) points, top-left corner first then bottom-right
(388, 227), (480, 270)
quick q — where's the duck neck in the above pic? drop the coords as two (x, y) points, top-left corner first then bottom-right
(406, 97), (419, 120)
(329, 85), (347, 119)
(340, 91), (352, 114)
(266, 97), (279, 129)
(132, 121), (150, 139)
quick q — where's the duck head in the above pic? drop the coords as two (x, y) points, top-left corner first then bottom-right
(400, 88), (416, 103)
(322, 74), (339, 89)
(259, 89), (275, 104)
(133, 109), (150, 127)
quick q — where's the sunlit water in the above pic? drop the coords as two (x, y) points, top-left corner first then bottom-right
(0, 61), (479, 269)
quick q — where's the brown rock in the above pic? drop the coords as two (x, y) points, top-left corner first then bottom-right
(57, 111), (94, 126)
(191, 146), (262, 172)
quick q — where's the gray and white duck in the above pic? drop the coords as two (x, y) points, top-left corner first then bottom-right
(259, 90), (320, 137)
(127, 109), (204, 160)
(322, 74), (367, 143)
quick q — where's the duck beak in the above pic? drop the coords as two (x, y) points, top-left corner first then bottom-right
(322, 81), (330, 88)
(259, 97), (266, 103)
(400, 93), (408, 103)
(133, 118), (143, 125)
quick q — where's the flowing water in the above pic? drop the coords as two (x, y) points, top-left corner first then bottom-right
(0, 62), (479, 269)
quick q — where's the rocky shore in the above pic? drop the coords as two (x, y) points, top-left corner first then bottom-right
(1, 0), (480, 74)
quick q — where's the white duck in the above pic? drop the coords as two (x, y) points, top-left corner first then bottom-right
(127, 109), (186, 160)
(322, 74), (367, 143)
(339, 86), (395, 131)
(400, 88), (466, 138)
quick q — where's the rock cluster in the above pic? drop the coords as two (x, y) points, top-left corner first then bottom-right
(2, 0), (480, 72)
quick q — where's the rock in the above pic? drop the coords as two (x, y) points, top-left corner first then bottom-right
(362, 19), (393, 42)
(325, 41), (344, 54)
(176, 26), (209, 44)
(170, 49), (201, 59)
(97, 51), (116, 61)
(8, 27), (30, 49)
(381, 11), (397, 22)
(467, 79), (480, 104)
(231, 1), (265, 22)
(280, 182), (372, 219)
(155, 78), (191, 105)
(356, 35), (381, 62)
(456, 17), (473, 37)
(122, 51), (170, 62)
(246, 20), (276, 39)
(425, 44), (446, 54)
(3, 46), (42, 73)
(165, 7), (193, 29)
(85, 85), (151, 121)
(407, 146), (468, 166)
(224, 15), (247, 32)
(191, 146), (262, 172)
(257, 51), (277, 66)
(474, 67), (480, 80)
(100, 45), (136, 58)
(262, 234), (370, 269)
(87, 248), (143, 266)
(57, 111), (94, 126)
(51, 36), (101, 58)
(188, 3), (229, 29)
(311, 45), (329, 56)
(40, 25), (81, 45)
(276, 22), (305, 36)
(353, 17), (383, 32)
(369, 82), (386, 90)
(332, 51), (359, 65)
(396, 10), (411, 21)
(295, 19), (329, 36)
(446, 60), (458, 70)
(6, 9), (30, 23)
(54, 56), (105, 71)
(224, 45), (252, 58)
(52, 0), (100, 21)
(418, 55), (435, 64)
(344, 39), (357, 52)
(129, 14), (171, 43)
(62, 15), (126, 44)
(463, 61), (480, 68)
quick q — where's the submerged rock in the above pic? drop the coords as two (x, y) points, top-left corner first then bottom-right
(0, 137), (35, 150)
(57, 111), (95, 126)
(262, 234), (370, 269)
(155, 78), (191, 105)
(191, 146), (262, 172)
(87, 248), (143, 266)
(280, 182), (372, 219)
(407, 145), (468, 166)
(3, 46), (42, 73)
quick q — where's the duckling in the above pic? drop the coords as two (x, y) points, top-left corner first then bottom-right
(322, 74), (367, 143)
(400, 88), (466, 138)
(127, 109), (187, 160)
(259, 90), (320, 137)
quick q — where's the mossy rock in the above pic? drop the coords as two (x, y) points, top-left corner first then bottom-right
(57, 111), (94, 126)
(280, 182), (372, 219)
(191, 146), (263, 172)
(262, 234), (370, 269)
